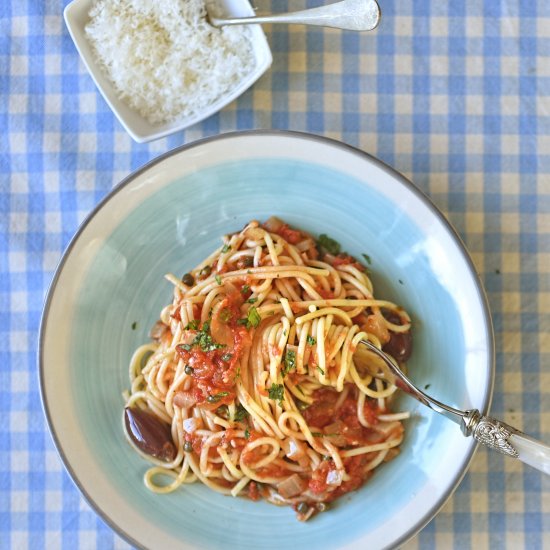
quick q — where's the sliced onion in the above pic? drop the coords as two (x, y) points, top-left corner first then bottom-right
(173, 391), (197, 409)
(263, 216), (284, 232)
(326, 469), (344, 487)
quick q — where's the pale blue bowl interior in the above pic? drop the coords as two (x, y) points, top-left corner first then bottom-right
(71, 158), (470, 549)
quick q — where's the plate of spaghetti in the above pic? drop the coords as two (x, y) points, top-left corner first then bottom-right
(40, 131), (494, 549)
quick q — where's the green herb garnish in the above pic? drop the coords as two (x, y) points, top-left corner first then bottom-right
(185, 319), (199, 330)
(316, 366), (325, 375)
(206, 392), (229, 404)
(246, 297), (258, 304)
(182, 321), (226, 352)
(221, 244), (231, 253)
(244, 428), (250, 440)
(215, 274), (222, 285)
(268, 383), (284, 404)
(234, 404), (249, 422)
(306, 335), (316, 346)
(238, 307), (261, 329)
(362, 253), (372, 265)
(282, 349), (296, 377)
(241, 284), (250, 294)
(317, 234), (341, 255)
(221, 352), (233, 362)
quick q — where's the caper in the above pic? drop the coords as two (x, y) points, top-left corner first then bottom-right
(296, 502), (310, 515)
(200, 265), (212, 277)
(181, 273), (195, 286)
(183, 441), (193, 453)
(184, 365), (194, 375)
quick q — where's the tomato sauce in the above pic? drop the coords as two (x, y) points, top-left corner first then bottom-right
(331, 254), (365, 271)
(304, 389), (382, 451)
(275, 224), (303, 244)
(175, 291), (252, 406)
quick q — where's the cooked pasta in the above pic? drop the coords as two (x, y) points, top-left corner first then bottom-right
(123, 218), (413, 520)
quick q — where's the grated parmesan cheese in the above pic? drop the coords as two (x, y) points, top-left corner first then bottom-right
(85, 0), (256, 125)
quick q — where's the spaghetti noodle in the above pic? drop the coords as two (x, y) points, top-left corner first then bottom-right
(123, 218), (413, 520)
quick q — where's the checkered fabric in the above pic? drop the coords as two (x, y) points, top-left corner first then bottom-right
(1, 0), (549, 548)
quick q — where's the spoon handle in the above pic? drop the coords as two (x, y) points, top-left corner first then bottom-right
(208, 0), (381, 32)
(463, 410), (550, 474)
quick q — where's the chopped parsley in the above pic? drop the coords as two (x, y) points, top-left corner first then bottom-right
(282, 349), (296, 377)
(215, 274), (222, 285)
(206, 392), (229, 404)
(221, 352), (233, 362)
(317, 234), (341, 256)
(311, 432), (323, 437)
(241, 284), (250, 294)
(362, 253), (372, 265)
(244, 428), (250, 440)
(238, 306), (261, 329)
(185, 319), (199, 330)
(131, 321), (137, 330)
(268, 383), (284, 404)
(246, 297), (258, 304)
(247, 307), (261, 327)
(306, 335), (316, 346)
(316, 366), (325, 375)
(234, 403), (249, 422)
(221, 244), (231, 253)
(178, 321), (226, 352)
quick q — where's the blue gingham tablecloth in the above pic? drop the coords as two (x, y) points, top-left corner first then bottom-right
(1, 0), (549, 548)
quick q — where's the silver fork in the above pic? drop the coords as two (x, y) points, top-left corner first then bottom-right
(207, 0), (381, 32)
(358, 339), (550, 474)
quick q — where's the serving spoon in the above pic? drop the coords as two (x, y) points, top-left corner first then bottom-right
(357, 339), (550, 474)
(207, 0), (381, 32)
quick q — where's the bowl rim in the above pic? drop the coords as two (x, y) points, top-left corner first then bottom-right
(62, 0), (273, 143)
(38, 129), (495, 549)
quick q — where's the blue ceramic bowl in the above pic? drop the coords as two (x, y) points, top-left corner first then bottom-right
(39, 131), (494, 549)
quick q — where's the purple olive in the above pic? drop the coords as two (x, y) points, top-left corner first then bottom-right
(124, 406), (176, 462)
(381, 310), (413, 362)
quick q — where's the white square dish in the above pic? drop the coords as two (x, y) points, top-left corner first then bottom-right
(63, 0), (272, 143)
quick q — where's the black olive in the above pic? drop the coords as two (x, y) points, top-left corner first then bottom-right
(183, 441), (193, 453)
(124, 406), (176, 462)
(184, 365), (194, 375)
(296, 502), (310, 514)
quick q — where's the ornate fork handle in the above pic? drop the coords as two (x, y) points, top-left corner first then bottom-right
(463, 411), (519, 457)
(460, 409), (549, 473)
